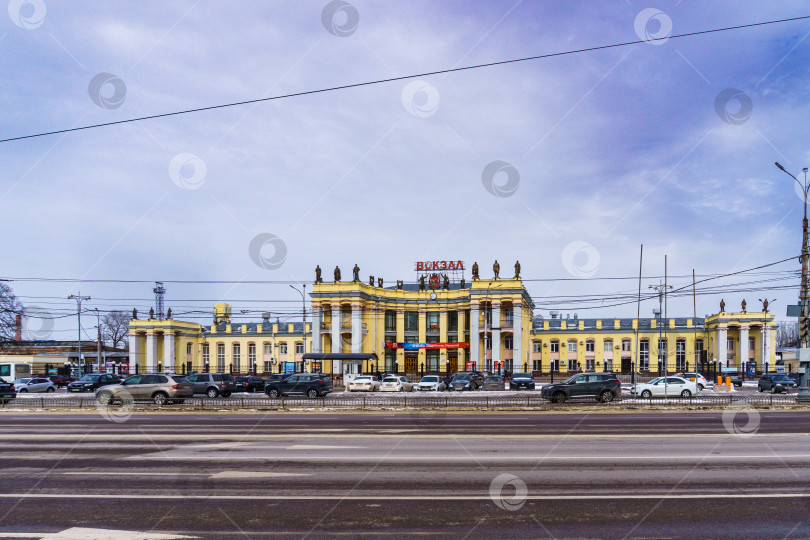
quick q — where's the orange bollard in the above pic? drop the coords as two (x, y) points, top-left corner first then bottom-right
(717, 375), (722, 385)
(725, 376), (732, 390)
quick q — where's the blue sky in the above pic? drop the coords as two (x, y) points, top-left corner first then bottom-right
(2, 0), (810, 339)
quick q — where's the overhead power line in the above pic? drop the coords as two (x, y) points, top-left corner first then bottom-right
(2, 14), (808, 144)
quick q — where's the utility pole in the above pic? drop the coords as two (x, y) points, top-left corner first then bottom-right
(94, 308), (103, 373)
(775, 162), (810, 401)
(649, 278), (672, 394)
(68, 293), (90, 380)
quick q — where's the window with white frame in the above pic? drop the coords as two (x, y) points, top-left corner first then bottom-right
(248, 343), (256, 368)
(295, 342), (304, 354)
(280, 343), (287, 354)
(202, 344), (209, 367)
(586, 358), (595, 371)
(263, 361), (272, 372)
(264, 343), (272, 355)
(232, 343), (241, 372)
(533, 360), (542, 371)
(622, 340), (632, 352)
(727, 338), (734, 350)
(567, 341), (577, 353)
(639, 340), (649, 370)
(603, 340), (613, 351)
(504, 336), (513, 350)
(676, 340), (686, 371)
(217, 344), (225, 371)
(585, 340), (595, 352)
(504, 308), (513, 326)
(748, 337), (755, 351)
(550, 340), (559, 353)
(533, 341), (542, 353)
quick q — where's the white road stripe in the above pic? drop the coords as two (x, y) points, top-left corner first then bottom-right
(5, 433), (809, 440)
(0, 493), (807, 501)
(0, 527), (196, 539)
(60, 471), (311, 479)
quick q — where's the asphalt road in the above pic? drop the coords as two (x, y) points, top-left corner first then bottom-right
(0, 412), (808, 539)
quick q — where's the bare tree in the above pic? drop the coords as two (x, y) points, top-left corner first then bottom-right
(776, 321), (799, 348)
(0, 283), (24, 345)
(102, 311), (131, 349)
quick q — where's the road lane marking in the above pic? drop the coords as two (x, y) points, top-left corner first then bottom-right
(0, 527), (196, 539)
(286, 445), (365, 450)
(60, 471), (311, 479)
(5, 433), (810, 440)
(0, 493), (807, 500)
(208, 471), (310, 479)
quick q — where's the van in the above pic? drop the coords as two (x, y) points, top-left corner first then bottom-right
(0, 363), (32, 382)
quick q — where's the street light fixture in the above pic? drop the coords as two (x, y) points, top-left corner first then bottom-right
(775, 162), (810, 401)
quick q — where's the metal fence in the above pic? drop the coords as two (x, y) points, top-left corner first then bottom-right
(1, 393), (802, 411)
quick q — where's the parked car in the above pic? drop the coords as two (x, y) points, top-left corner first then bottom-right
(186, 372), (236, 398)
(758, 373), (797, 393)
(675, 372), (711, 391)
(416, 375), (446, 392)
(96, 373), (193, 405)
(67, 373), (122, 393)
(481, 375), (504, 391)
(264, 373), (333, 398)
(348, 375), (381, 392)
(632, 376), (698, 398)
(381, 376), (414, 392)
(0, 377), (16, 403)
(47, 375), (74, 387)
(234, 375), (266, 393)
(265, 374), (289, 384)
(458, 371), (485, 388)
(13, 377), (56, 393)
(541, 373), (622, 403)
(510, 373), (536, 391)
(721, 369), (743, 387)
(449, 373), (477, 391)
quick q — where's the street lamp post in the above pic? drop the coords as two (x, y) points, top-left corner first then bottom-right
(775, 162), (810, 401)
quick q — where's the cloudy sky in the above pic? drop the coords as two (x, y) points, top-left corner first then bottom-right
(3, 0), (810, 339)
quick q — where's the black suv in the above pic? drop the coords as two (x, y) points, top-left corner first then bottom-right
(265, 373), (333, 399)
(758, 373), (797, 393)
(234, 375), (266, 393)
(187, 373), (236, 398)
(541, 373), (622, 403)
(0, 377), (16, 404)
(67, 373), (122, 393)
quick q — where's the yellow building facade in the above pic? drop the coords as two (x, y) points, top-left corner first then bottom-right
(127, 267), (777, 376)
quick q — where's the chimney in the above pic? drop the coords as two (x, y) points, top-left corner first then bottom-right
(15, 314), (22, 341)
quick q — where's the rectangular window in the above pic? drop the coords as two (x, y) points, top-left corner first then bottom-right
(405, 311), (418, 332)
(504, 336), (513, 350)
(749, 337), (755, 351)
(426, 350), (439, 371)
(533, 341), (542, 353)
(603, 340), (613, 352)
(427, 312), (439, 332)
(639, 340), (649, 370)
(263, 361), (272, 372)
(622, 340), (631, 352)
(186, 343), (192, 355)
(585, 340), (595, 352)
(233, 343), (241, 372)
(217, 344), (225, 371)
(568, 341), (577, 353)
(202, 344), (209, 368)
(264, 343), (272, 355)
(464, 310), (470, 331)
(385, 349), (396, 372)
(280, 343), (287, 354)
(504, 308), (513, 326)
(385, 310), (396, 332)
(695, 339), (704, 353)
(486, 337), (492, 350)
(295, 343), (304, 354)
(550, 341), (559, 353)
(727, 338), (734, 350)
(658, 339), (667, 365)
(532, 360), (542, 371)
(586, 358), (595, 371)
(448, 311), (458, 332)
(248, 343), (256, 368)
(676, 340), (686, 371)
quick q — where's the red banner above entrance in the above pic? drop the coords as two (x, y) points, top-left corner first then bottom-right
(385, 342), (470, 350)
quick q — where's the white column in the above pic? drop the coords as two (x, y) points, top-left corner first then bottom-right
(331, 304), (340, 354)
(163, 332), (175, 372)
(128, 334), (140, 373)
(312, 304), (322, 353)
(146, 333), (158, 372)
(492, 302), (501, 371)
(761, 325), (768, 372)
(513, 303), (523, 373)
(739, 326), (749, 370)
(470, 303), (480, 367)
(717, 326), (727, 370)
(762, 324), (775, 371)
(351, 304), (362, 353)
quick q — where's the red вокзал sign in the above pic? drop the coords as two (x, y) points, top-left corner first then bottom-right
(415, 261), (464, 271)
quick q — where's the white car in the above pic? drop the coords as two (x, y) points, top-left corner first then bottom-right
(380, 376), (414, 392)
(416, 375), (446, 391)
(675, 372), (711, 390)
(632, 376), (698, 398)
(13, 377), (56, 393)
(348, 375), (381, 392)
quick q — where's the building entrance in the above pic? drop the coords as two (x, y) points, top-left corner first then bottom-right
(405, 354), (418, 374)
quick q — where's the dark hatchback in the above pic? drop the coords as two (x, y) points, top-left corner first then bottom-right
(0, 377), (16, 404)
(265, 373), (333, 399)
(234, 375), (266, 393)
(541, 373), (623, 403)
(758, 373), (797, 393)
(67, 373), (122, 393)
(510, 373), (536, 391)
